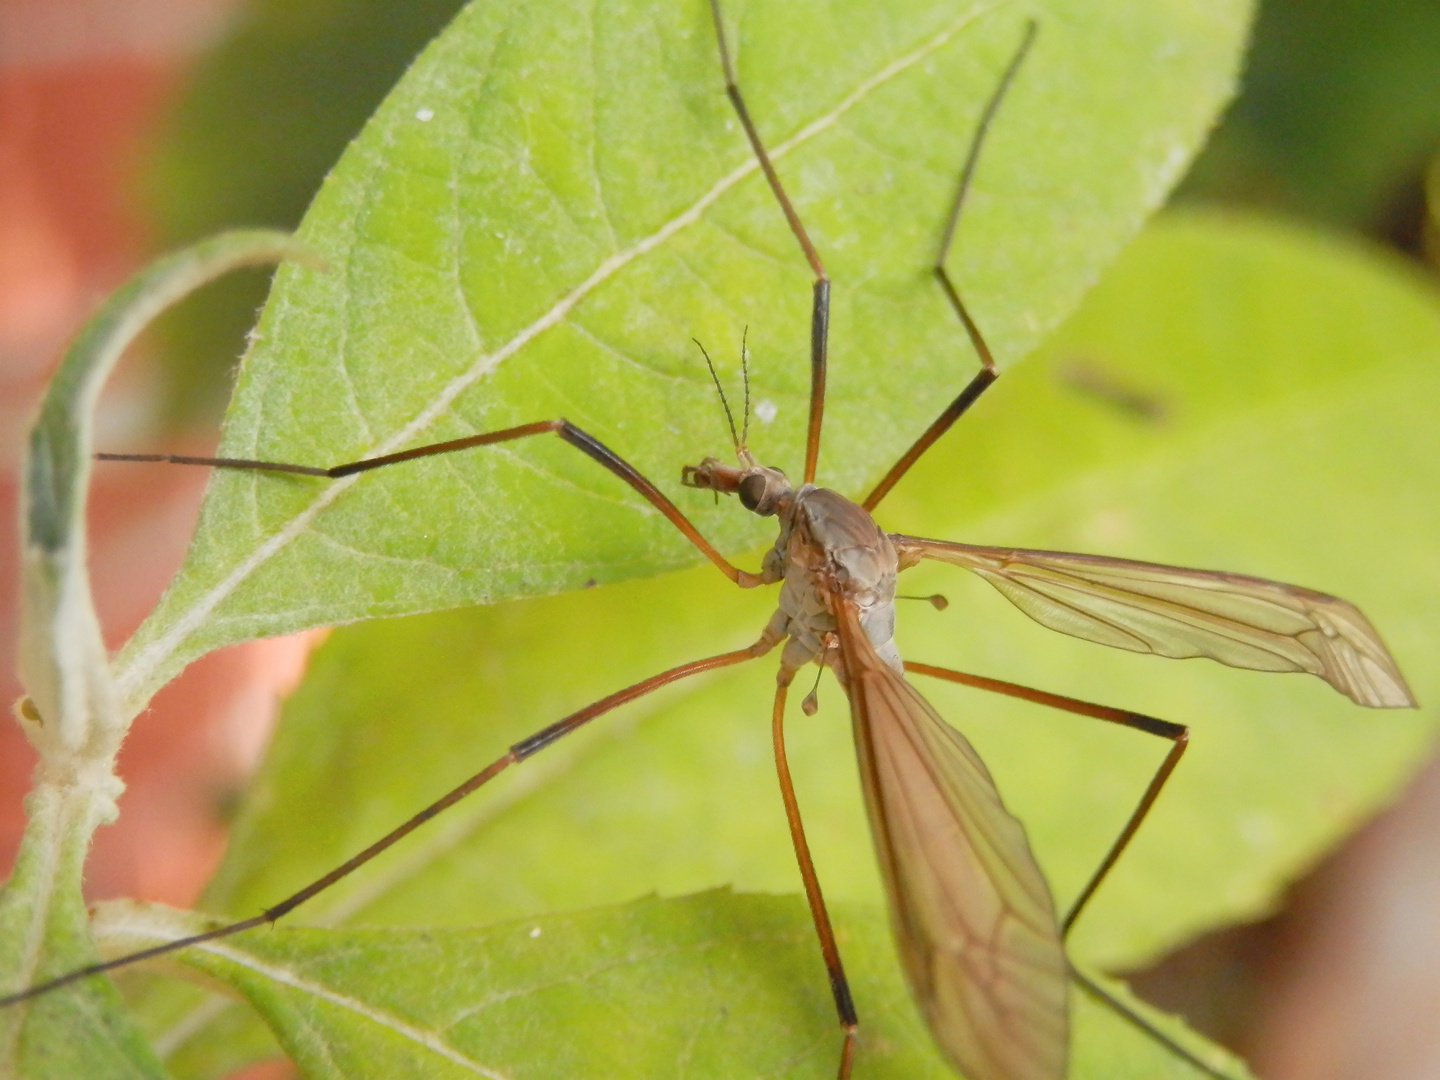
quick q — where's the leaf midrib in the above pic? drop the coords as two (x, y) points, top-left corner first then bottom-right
(113, 0), (1011, 715)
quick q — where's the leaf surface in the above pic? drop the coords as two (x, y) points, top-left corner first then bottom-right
(114, 0), (1253, 710)
(104, 894), (1248, 1080)
(140, 212), (1440, 1077)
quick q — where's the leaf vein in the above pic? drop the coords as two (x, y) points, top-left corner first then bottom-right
(114, 0), (1008, 711)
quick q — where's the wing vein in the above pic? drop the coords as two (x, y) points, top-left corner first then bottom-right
(834, 598), (1067, 1080)
(894, 535), (1414, 708)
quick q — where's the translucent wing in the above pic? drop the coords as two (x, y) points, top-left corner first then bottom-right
(893, 536), (1415, 709)
(833, 600), (1068, 1080)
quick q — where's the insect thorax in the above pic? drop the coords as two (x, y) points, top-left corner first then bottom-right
(765, 486), (901, 677)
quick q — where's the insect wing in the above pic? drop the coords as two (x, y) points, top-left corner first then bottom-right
(834, 601), (1067, 1080)
(893, 536), (1415, 709)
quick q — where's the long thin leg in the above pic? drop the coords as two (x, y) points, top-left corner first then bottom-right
(1071, 967), (1243, 1080)
(771, 676), (858, 1079)
(99, 417), (760, 587)
(863, 21), (1038, 512)
(0, 645), (763, 1008)
(707, 0), (831, 485)
(903, 661), (1187, 935)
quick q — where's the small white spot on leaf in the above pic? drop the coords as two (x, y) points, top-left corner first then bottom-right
(1239, 811), (1278, 851)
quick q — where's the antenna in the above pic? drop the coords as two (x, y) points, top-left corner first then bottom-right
(740, 327), (752, 452)
(694, 338), (743, 455)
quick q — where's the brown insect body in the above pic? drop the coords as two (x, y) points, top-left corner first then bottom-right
(687, 458), (1071, 1080)
(767, 484), (901, 675)
(686, 440), (1416, 1080)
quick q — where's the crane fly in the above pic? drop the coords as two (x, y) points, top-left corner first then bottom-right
(4, 3), (1415, 1078)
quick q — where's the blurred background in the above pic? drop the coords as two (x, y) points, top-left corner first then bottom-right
(2, 0), (1438, 1077)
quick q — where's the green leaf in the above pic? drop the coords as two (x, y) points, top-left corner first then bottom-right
(1427, 151), (1440, 231)
(2, 230), (302, 1080)
(1179, 0), (1440, 228)
(19, 230), (302, 752)
(143, 0), (472, 423)
(0, 787), (167, 1080)
(99, 893), (1246, 1079)
(114, 0), (1253, 713)
(139, 211), (1440, 1076)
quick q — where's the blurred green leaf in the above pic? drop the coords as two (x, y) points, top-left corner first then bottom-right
(115, 0), (1252, 712)
(102, 893), (1245, 1079)
(1180, 0), (1440, 232)
(141, 211), (1439, 1076)
(1427, 151), (1440, 236)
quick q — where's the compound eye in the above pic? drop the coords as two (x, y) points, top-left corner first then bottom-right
(738, 472), (770, 514)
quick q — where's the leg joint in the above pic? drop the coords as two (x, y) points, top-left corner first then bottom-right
(1126, 712), (1187, 741)
(831, 971), (859, 1028)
